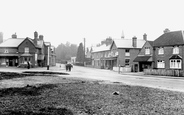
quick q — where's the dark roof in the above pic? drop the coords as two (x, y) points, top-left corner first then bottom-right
(153, 31), (184, 47)
(170, 55), (182, 59)
(133, 56), (152, 62)
(148, 41), (154, 47)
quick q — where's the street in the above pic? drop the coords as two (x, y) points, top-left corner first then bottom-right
(66, 64), (184, 92)
(1, 64), (184, 92)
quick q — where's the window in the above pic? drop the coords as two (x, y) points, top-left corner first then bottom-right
(25, 47), (29, 53)
(4, 49), (8, 53)
(157, 60), (165, 68)
(125, 59), (130, 66)
(158, 47), (164, 55)
(145, 47), (150, 55)
(125, 49), (130, 56)
(173, 47), (179, 54)
(170, 59), (181, 69)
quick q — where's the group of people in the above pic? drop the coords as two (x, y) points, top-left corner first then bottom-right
(65, 62), (73, 72)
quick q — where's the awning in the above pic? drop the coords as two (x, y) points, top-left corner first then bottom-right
(170, 55), (182, 59)
(20, 53), (32, 57)
(0, 54), (19, 56)
(133, 56), (152, 62)
(38, 55), (45, 60)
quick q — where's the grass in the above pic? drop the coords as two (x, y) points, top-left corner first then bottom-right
(0, 80), (184, 114)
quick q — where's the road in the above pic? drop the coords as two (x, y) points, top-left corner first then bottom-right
(1, 64), (184, 92)
(66, 65), (184, 92)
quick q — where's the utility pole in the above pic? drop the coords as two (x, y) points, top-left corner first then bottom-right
(47, 45), (50, 70)
(83, 38), (86, 66)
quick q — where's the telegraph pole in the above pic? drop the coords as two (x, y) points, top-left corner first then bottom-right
(83, 38), (86, 66)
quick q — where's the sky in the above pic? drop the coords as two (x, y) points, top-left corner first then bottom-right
(0, 0), (184, 48)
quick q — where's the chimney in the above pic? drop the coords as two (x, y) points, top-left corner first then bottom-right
(34, 31), (38, 39)
(12, 33), (17, 38)
(121, 30), (125, 39)
(34, 31), (38, 45)
(132, 36), (137, 47)
(163, 28), (170, 33)
(39, 35), (44, 40)
(143, 33), (147, 41)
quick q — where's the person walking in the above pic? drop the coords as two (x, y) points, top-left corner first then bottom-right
(27, 61), (30, 69)
(65, 61), (68, 71)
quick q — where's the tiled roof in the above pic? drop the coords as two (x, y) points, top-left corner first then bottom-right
(92, 44), (110, 53)
(0, 38), (25, 47)
(153, 31), (184, 47)
(113, 39), (146, 49)
(148, 41), (154, 47)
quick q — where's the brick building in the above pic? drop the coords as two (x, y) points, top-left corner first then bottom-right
(0, 32), (56, 67)
(153, 30), (184, 70)
(133, 34), (154, 71)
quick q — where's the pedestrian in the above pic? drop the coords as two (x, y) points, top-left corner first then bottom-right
(68, 63), (73, 72)
(27, 61), (30, 69)
(65, 61), (68, 71)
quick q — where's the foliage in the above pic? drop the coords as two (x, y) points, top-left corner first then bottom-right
(55, 42), (78, 62)
(76, 43), (84, 63)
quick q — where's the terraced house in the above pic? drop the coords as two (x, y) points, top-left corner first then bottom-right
(0, 31), (56, 67)
(91, 35), (146, 72)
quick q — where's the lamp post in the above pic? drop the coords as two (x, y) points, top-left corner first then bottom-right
(47, 46), (49, 70)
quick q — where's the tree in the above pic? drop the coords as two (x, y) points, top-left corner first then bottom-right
(56, 42), (78, 63)
(76, 43), (84, 63)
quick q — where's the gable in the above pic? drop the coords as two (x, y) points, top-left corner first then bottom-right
(137, 41), (153, 56)
(110, 41), (117, 50)
(18, 38), (36, 53)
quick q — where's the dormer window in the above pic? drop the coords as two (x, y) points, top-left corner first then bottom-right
(173, 46), (179, 54)
(158, 47), (164, 55)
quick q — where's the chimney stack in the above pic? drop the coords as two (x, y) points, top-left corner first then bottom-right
(34, 31), (38, 45)
(143, 33), (147, 41)
(34, 31), (38, 39)
(121, 30), (125, 39)
(39, 35), (44, 40)
(163, 28), (170, 33)
(12, 33), (17, 38)
(132, 36), (137, 47)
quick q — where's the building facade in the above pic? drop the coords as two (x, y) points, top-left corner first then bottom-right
(0, 32), (56, 67)
(153, 30), (184, 71)
(133, 40), (154, 72)
(108, 36), (146, 72)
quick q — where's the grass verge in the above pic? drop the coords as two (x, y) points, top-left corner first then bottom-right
(0, 80), (184, 114)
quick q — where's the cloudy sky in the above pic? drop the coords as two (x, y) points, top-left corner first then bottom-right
(0, 0), (184, 47)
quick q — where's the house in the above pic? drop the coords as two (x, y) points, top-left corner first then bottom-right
(91, 44), (111, 69)
(109, 36), (146, 72)
(153, 30), (184, 71)
(0, 32), (56, 67)
(133, 34), (154, 72)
